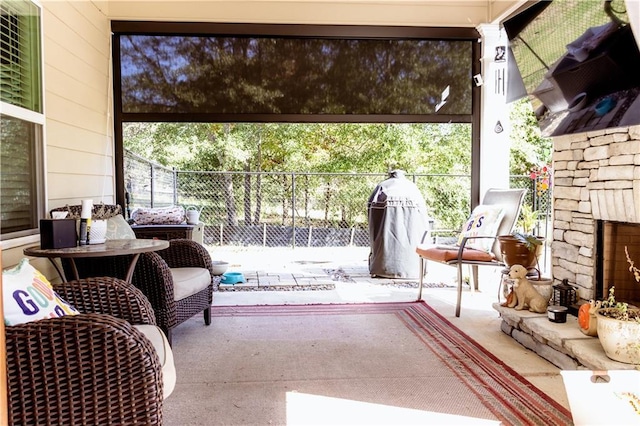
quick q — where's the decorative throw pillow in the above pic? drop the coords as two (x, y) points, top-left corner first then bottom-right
(457, 205), (506, 252)
(105, 214), (137, 239)
(3, 259), (79, 326)
(50, 204), (122, 220)
(131, 206), (186, 225)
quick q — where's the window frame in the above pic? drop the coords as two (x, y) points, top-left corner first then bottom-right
(0, 0), (45, 244)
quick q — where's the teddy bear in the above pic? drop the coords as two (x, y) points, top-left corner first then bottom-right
(506, 264), (549, 313)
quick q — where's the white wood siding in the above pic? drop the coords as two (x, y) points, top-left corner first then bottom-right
(43, 0), (113, 209)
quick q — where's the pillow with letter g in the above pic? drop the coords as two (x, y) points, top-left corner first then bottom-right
(3, 258), (79, 326)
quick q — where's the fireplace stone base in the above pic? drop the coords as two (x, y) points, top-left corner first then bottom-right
(493, 304), (637, 370)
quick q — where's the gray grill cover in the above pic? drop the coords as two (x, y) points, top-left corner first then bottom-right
(368, 170), (429, 279)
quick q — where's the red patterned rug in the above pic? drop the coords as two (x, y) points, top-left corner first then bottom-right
(211, 301), (573, 425)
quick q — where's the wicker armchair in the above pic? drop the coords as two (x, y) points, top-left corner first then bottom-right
(64, 240), (217, 344)
(5, 277), (165, 426)
(50, 204), (217, 343)
(133, 239), (218, 343)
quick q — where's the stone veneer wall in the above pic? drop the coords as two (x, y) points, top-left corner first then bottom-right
(551, 125), (640, 302)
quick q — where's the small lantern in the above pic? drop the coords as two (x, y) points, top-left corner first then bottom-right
(552, 279), (577, 307)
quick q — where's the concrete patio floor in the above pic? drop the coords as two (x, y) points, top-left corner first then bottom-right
(207, 246), (573, 412)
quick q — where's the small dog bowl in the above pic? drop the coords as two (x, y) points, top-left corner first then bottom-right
(221, 272), (245, 284)
(568, 92), (587, 112)
(211, 261), (229, 275)
(594, 97), (616, 116)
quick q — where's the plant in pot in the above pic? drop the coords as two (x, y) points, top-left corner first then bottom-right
(498, 205), (550, 303)
(498, 204), (545, 272)
(595, 246), (640, 364)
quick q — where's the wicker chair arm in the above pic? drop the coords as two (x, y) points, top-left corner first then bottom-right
(158, 239), (214, 273)
(5, 314), (163, 426)
(131, 251), (178, 329)
(52, 276), (157, 325)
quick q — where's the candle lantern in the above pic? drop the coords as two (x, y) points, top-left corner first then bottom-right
(552, 279), (577, 307)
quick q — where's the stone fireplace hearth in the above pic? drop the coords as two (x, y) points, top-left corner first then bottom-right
(552, 124), (640, 303)
(493, 303), (636, 370)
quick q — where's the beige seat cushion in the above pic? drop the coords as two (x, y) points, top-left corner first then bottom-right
(134, 324), (176, 399)
(170, 267), (211, 301)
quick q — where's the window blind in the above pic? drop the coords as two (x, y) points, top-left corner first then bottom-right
(0, 0), (41, 112)
(0, 114), (39, 235)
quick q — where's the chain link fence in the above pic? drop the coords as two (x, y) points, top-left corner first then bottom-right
(125, 150), (551, 249)
(125, 151), (177, 211)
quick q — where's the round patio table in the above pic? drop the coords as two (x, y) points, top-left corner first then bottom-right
(24, 238), (169, 283)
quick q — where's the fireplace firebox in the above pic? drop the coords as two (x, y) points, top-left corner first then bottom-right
(598, 221), (640, 307)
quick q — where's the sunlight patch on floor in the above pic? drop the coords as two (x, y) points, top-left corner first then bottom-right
(285, 392), (500, 425)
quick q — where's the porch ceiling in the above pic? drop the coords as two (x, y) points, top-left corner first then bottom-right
(101, 0), (525, 27)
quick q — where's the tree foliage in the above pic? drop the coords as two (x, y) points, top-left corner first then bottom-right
(509, 98), (552, 174)
(124, 122), (472, 174)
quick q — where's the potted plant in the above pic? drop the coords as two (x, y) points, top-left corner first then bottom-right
(498, 204), (545, 271)
(595, 246), (640, 364)
(498, 232), (544, 268)
(498, 205), (551, 303)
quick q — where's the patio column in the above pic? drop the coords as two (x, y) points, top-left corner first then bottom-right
(476, 24), (510, 196)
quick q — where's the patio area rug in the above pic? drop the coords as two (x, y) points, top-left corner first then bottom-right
(164, 301), (573, 425)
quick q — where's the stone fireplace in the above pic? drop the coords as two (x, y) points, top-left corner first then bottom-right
(552, 124), (640, 305)
(493, 124), (640, 370)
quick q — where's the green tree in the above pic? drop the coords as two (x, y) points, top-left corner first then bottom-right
(124, 122), (474, 229)
(509, 98), (552, 175)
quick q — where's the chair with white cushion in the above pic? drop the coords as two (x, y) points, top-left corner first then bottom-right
(129, 239), (218, 344)
(50, 204), (218, 344)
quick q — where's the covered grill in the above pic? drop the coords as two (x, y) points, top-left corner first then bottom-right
(367, 170), (430, 279)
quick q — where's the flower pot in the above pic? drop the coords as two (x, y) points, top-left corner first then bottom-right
(595, 308), (640, 364)
(497, 235), (544, 269)
(530, 277), (553, 302)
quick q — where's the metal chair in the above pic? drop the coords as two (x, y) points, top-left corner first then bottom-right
(415, 188), (527, 317)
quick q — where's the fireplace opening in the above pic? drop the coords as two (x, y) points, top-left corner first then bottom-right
(598, 221), (640, 307)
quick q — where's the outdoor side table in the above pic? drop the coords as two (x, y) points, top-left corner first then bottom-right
(24, 239), (170, 283)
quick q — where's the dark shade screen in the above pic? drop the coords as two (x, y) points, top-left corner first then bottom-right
(119, 35), (473, 116)
(505, 0), (640, 136)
